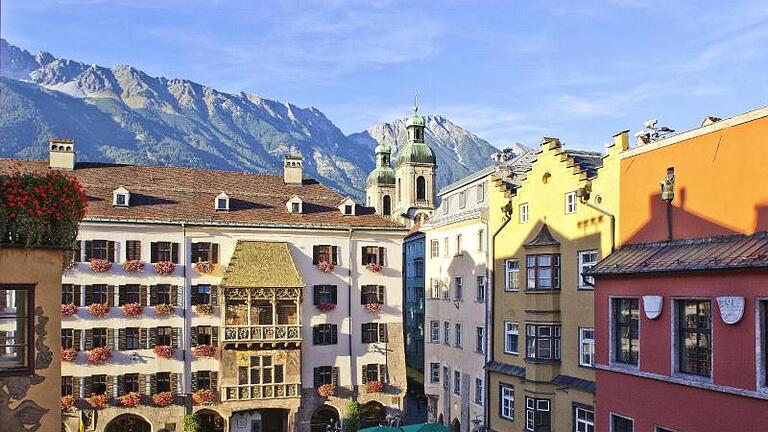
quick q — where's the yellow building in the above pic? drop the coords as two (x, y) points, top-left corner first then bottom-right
(486, 133), (625, 432)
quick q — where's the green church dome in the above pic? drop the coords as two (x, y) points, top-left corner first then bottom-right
(374, 142), (391, 154)
(367, 166), (396, 187)
(396, 141), (436, 166)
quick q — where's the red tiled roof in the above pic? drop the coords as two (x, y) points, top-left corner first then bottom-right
(2, 159), (404, 230)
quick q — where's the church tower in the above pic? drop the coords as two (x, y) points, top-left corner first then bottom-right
(394, 103), (437, 227)
(366, 141), (396, 218)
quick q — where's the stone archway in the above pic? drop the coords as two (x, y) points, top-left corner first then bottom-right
(105, 414), (151, 432)
(437, 414), (444, 425)
(451, 418), (461, 432)
(360, 401), (386, 428)
(197, 409), (225, 432)
(310, 405), (340, 432)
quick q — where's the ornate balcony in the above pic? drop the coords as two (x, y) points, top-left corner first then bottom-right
(221, 383), (301, 401)
(223, 324), (301, 342)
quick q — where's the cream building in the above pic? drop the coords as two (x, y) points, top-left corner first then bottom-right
(13, 143), (408, 432)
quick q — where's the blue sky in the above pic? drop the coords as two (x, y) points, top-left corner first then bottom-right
(3, 0), (768, 151)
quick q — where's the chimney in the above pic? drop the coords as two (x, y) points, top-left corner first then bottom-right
(49, 138), (75, 170)
(283, 155), (303, 185)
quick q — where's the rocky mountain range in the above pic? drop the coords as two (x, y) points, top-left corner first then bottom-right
(0, 38), (529, 199)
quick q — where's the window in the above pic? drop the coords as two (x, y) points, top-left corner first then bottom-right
(610, 414), (634, 432)
(442, 366), (449, 390)
(613, 298), (639, 365)
(314, 366), (337, 387)
(291, 202), (301, 213)
(362, 246), (385, 266)
(526, 254), (561, 290)
(477, 229), (485, 251)
(313, 285), (337, 305)
(62, 284), (75, 305)
(565, 191), (577, 214)
(443, 280), (450, 300)
(655, 427), (676, 432)
(313, 324), (338, 345)
(361, 323), (387, 343)
(125, 328), (140, 350)
(525, 397), (551, 432)
(443, 238), (449, 257)
(361, 285), (384, 305)
(124, 373), (140, 394)
(574, 406), (595, 432)
(344, 204), (353, 215)
(430, 279), (440, 299)
(579, 328), (595, 367)
(61, 329), (74, 350)
(196, 326), (212, 345)
(525, 324), (561, 361)
(192, 285), (212, 305)
(157, 326), (172, 346)
(430, 363), (440, 383)
(431, 240), (439, 258)
(520, 203), (529, 223)
(238, 355), (284, 386)
(156, 372), (171, 392)
(416, 176), (426, 200)
(453, 370), (461, 395)
(505, 260), (520, 291)
(153, 285), (172, 305)
(458, 191), (466, 208)
(455, 235), (462, 255)
(504, 322), (519, 355)
(62, 376), (73, 396)
(115, 192), (127, 206)
(474, 378), (483, 405)
(430, 321), (439, 343)
(89, 284), (109, 305)
(500, 384), (515, 420)
(455, 323), (462, 348)
(84, 240), (114, 261)
(191, 242), (218, 263)
(677, 299), (712, 377)
(578, 250), (598, 288)
(443, 322), (450, 345)
(92, 328), (108, 348)
(217, 198), (228, 210)
(454, 277), (463, 300)
(119, 285), (140, 305)
(195, 371), (212, 390)
(475, 327), (484, 353)
(125, 240), (141, 261)
(477, 183), (485, 203)
(312, 245), (338, 265)
(362, 364), (387, 383)
(91, 375), (107, 395)
(476, 276), (486, 302)
(151, 241), (178, 263)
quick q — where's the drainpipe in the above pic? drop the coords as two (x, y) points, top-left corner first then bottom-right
(348, 228), (356, 400)
(181, 222), (192, 416)
(578, 198), (616, 254)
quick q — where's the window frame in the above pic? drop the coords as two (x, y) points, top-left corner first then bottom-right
(675, 298), (712, 378)
(520, 203), (529, 223)
(573, 403), (595, 432)
(476, 276), (486, 302)
(474, 377), (483, 406)
(525, 254), (561, 291)
(525, 323), (561, 362)
(565, 191), (577, 214)
(525, 396), (551, 432)
(505, 259), (520, 292)
(453, 370), (461, 395)
(454, 276), (463, 300)
(430, 321), (439, 343)
(429, 363), (440, 383)
(475, 326), (484, 354)
(609, 413), (634, 432)
(579, 327), (595, 368)
(454, 322), (462, 348)
(443, 321), (450, 345)
(504, 321), (519, 355)
(578, 250), (598, 289)
(611, 297), (640, 367)
(499, 383), (515, 421)
(430, 240), (439, 258)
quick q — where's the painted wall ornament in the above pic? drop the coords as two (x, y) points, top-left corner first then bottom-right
(717, 296), (745, 324)
(642, 295), (663, 319)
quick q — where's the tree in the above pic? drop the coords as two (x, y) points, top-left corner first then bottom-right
(183, 415), (201, 432)
(345, 401), (361, 432)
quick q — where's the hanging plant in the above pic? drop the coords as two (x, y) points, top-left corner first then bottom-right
(119, 392), (142, 407)
(316, 302), (336, 313)
(122, 302), (144, 316)
(86, 346), (111, 363)
(317, 261), (335, 273)
(195, 303), (214, 315)
(153, 261), (176, 276)
(87, 394), (109, 409)
(60, 395), (76, 411)
(154, 303), (175, 316)
(317, 383), (336, 398)
(192, 344), (216, 358)
(89, 258), (112, 273)
(365, 303), (382, 313)
(61, 347), (77, 362)
(86, 302), (110, 317)
(192, 389), (215, 405)
(365, 262), (383, 273)
(194, 261), (214, 274)
(153, 345), (174, 359)
(365, 380), (384, 393)
(61, 303), (78, 316)
(121, 260), (144, 273)
(152, 392), (174, 407)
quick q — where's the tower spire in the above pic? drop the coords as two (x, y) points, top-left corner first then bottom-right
(413, 92), (419, 114)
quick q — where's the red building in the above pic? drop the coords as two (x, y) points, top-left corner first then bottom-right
(589, 107), (768, 432)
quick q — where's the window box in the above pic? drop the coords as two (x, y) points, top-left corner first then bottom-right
(86, 346), (111, 364)
(121, 259), (144, 273)
(365, 262), (383, 273)
(194, 261), (215, 274)
(365, 303), (382, 313)
(60, 347), (77, 362)
(61, 303), (78, 316)
(119, 392), (142, 407)
(192, 344), (217, 358)
(60, 395), (76, 411)
(195, 303), (214, 315)
(317, 383), (336, 398)
(87, 394), (109, 409)
(121, 303), (144, 317)
(316, 302), (336, 313)
(365, 380), (384, 393)
(317, 261), (335, 273)
(154, 303), (175, 316)
(86, 303), (110, 317)
(88, 258), (112, 273)
(152, 391), (174, 407)
(153, 345), (174, 359)
(153, 261), (176, 276)
(192, 389), (215, 405)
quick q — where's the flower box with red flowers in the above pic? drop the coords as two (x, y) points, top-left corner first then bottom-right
(365, 262), (383, 273)
(89, 258), (112, 273)
(192, 344), (216, 358)
(153, 345), (175, 359)
(317, 261), (335, 273)
(194, 260), (215, 274)
(316, 302), (336, 313)
(87, 394), (109, 409)
(154, 303), (175, 316)
(119, 392), (142, 407)
(195, 303), (215, 315)
(192, 389), (215, 405)
(121, 260), (144, 273)
(122, 302), (144, 317)
(365, 380), (384, 393)
(61, 395), (76, 411)
(86, 302), (110, 317)
(61, 303), (78, 316)
(317, 384), (336, 398)
(365, 303), (382, 313)
(152, 392), (174, 407)
(87, 346), (111, 364)
(61, 347), (77, 362)
(153, 261), (176, 276)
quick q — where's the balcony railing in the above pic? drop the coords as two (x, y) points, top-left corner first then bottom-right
(221, 383), (301, 401)
(223, 324), (301, 342)
(416, 199), (431, 207)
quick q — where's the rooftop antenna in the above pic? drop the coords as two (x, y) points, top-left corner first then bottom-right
(635, 119), (675, 145)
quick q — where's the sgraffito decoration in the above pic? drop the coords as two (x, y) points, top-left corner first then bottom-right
(717, 296), (745, 325)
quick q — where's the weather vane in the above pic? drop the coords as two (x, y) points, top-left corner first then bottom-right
(414, 92), (419, 113)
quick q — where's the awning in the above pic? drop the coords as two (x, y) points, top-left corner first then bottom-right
(221, 241), (304, 287)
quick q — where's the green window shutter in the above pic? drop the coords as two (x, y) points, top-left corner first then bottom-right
(106, 375), (115, 398)
(378, 286), (385, 304)
(332, 367), (339, 386)
(361, 247), (368, 265)
(379, 365), (389, 383)
(74, 285), (82, 307)
(191, 372), (198, 392)
(107, 285), (115, 307)
(117, 375), (125, 396)
(211, 285), (219, 306)
(140, 328), (148, 349)
(211, 372), (218, 390)
(84, 286), (93, 306)
(332, 246), (338, 265)
(172, 327), (180, 349)
(171, 373), (179, 394)
(140, 285), (148, 306)
(84, 241), (93, 261)
(74, 329), (82, 351)
(212, 327), (219, 346)
(212, 243), (219, 264)
(362, 365), (368, 384)
(150, 242), (158, 263)
(73, 377), (81, 398)
(139, 374), (147, 394)
(378, 247), (385, 266)
(171, 243), (179, 264)
(191, 286), (200, 305)
(74, 240), (82, 262)
(171, 286), (179, 306)
(107, 329), (115, 349)
(107, 241), (115, 263)
(379, 323), (388, 343)
(83, 376), (93, 397)
(118, 329), (126, 351)
(84, 329), (93, 350)
(331, 325), (338, 344)
(190, 327), (199, 347)
(150, 374), (157, 395)
(312, 246), (320, 265)
(149, 328), (157, 347)
(118, 285), (126, 306)
(149, 286), (158, 306)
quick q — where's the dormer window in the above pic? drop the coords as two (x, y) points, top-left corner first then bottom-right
(287, 195), (303, 214)
(112, 186), (130, 207)
(215, 192), (229, 211)
(344, 205), (353, 215)
(338, 197), (356, 216)
(292, 202), (301, 213)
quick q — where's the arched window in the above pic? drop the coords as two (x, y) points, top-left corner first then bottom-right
(416, 176), (426, 200)
(383, 195), (391, 216)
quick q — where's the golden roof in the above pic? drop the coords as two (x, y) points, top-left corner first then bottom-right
(221, 241), (304, 288)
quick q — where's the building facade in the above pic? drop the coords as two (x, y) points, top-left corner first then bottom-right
(403, 230), (427, 423)
(10, 144), (409, 432)
(486, 135), (622, 432)
(589, 107), (768, 431)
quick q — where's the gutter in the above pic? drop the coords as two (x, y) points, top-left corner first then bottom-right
(82, 216), (406, 232)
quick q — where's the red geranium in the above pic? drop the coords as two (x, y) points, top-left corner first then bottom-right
(365, 380), (384, 393)
(194, 261), (214, 274)
(365, 262), (383, 273)
(122, 303), (143, 316)
(365, 303), (382, 313)
(192, 344), (216, 358)
(152, 392), (174, 407)
(317, 302), (336, 312)
(61, 347), (77, 362)
(119, 392), (142, 407)
(87, 394), (109, 409)
(317, 261), (335, 273)
(86, 302), (110, 317)
(153, 345), (174, 359)
(87, 346), (111, 363)
(195, 303), (214, 315)
(61, 395), (76, 411)
(154, 303), (175, 316)
(61, 303), (78, 316)
(317, 384), (336, 397)
(89, 258), (112, 272)
(121, 260), (144, 273)
(153, 261), (176, 276)
(192, 389), (215, 404)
